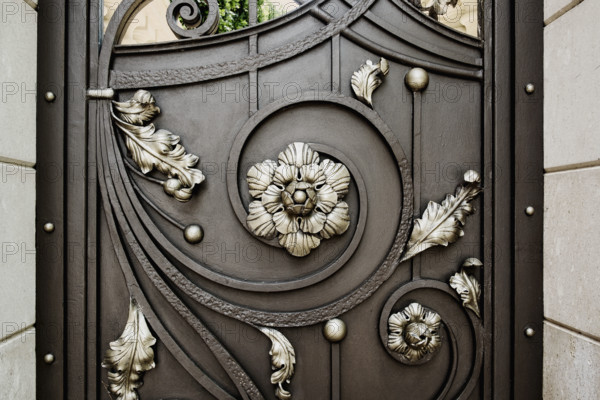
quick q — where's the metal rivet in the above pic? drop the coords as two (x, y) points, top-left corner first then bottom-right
(184, 224), (203, 244)
(43, 222), (55, 233)
(405, 68), (429, 92)
(44, 91), (56, 102)
(525, 83), (535, 94)
(323, 318), (347, 343)
(525, 206), (535, 216)
(524, 327), (535, 337)
(44, 353), (55, 364)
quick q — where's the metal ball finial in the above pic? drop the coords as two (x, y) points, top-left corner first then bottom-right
(44, 353), (55, 364)
(524, 327), (536, 337)
(525, 206), (535, 216)
(43, 222), (55, 233)
(44, 91), (56, 102)
(405, 68), (429, 92)
(525, 83), (535, 94)
(323, 318), (347, 342)
(184, 224), (204, 244)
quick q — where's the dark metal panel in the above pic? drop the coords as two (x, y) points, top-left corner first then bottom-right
(37, 0), (545, 397)
(36, 0), (66, 397)
(513, 0), (544, 398)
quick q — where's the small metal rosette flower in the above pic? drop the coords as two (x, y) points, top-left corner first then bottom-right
(388, 303), (442, 364)
(246, 142), (351, 257)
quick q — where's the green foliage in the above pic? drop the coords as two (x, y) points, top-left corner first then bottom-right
(184, 0), (280, 33)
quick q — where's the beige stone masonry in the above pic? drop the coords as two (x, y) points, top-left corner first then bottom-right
(544, 166), (600, 339)
(0, 163), (36, 341)
(0, 328), (36, 400)
(544, 0), (600, 170)
(0, 0), (37, 167)
(544, 322), (600, 399)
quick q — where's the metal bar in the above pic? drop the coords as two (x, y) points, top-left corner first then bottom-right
(248, 33), (258, 114)
(482, 0), (495, 396)
(249, 0), (257, 26)
(331, 34), (341, 93)
(331, 342), (341, 400)
(87, 88), (115, 99)
(411, 91), (422, 280)
(512, 0), (544, 397)
(488, 0), (514, 397)
(65, 0), (90, 396)
(86, 0), (101, 396)
(36, 0), (66, 396)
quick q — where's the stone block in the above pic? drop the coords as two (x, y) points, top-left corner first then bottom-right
(0, 163), (35, 340)
(544, 322), (600, 399)
(544, 167), (600, 337)
(0, 328), (36, 400)
(544, 0), (600, 169)
(0, 0), (37, 166)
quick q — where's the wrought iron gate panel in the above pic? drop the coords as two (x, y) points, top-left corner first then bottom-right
(36, 0), (544, 398)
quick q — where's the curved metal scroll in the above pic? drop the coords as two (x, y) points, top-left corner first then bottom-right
(167, 0), (220, 38)
(379, 279), (484, 399)
(97, 100), (264, 400)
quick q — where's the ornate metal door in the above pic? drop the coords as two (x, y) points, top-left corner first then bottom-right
(36, 0), (543, 398)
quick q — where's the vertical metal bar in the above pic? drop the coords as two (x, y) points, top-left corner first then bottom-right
(513, 0), (544, 397)
(249, 68), (258, 115)
(249, 0), (257, 26)
(66, 0), (90, 396)
(482, 0), (495, 396)
(331, 343), (341, 400)
(331, 34), (341, 93)
(36, 0), (66, 397)
(248, 0), (258, 114)
(411, 91), (422, 280)
(87, 1), (101, 396)
(488, 0), (514, 397)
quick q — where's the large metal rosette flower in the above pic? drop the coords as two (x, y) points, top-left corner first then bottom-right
(388, 303), (442, 363)
(246, 142), (351, 257)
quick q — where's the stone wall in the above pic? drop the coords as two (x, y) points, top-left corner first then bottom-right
(543, 0), (600, 397)
(0, 0), (37, 397)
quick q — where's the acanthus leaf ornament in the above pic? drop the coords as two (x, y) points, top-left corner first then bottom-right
(387, 302), (442, 363)
(450, 257), (483, 318)
(102, 297), (156, 400)
(401, 170), (483, 262)
(259, 327), (296, 400)
(111, 90), (205, 202)
(246, 142), (351, 257)
(351, 57), (389, 107)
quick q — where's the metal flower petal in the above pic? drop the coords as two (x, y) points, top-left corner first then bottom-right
(320, 201), (350, 239)
(273, 211), (300, 235)
(278, 142), (320, 167)
(273, 164), (298, 187)
(300, 164), (326, 186)
(320, 159), (351, 197)
(262, 184), (285, 214)
(278, 231), (321, 257)
(247, 201), (277, 239)
(247, 160), (277, 199)
(300, 211), (326, 234)
(315, 184), (338, 213)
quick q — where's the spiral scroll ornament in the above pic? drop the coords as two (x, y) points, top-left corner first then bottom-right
(167, 0), (220, 38)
